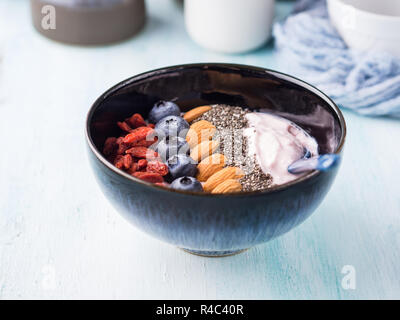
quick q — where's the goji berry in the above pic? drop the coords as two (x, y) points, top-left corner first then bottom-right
(126, 113), (146, 128)
(116, 137), (129, 155)
(123, 127), (154, 145)
(116, 137), (124, 144)
(146, 160), (169, 176)
(137, 159), (148, 170)
(103, 112), (168, 184)
(103, 137), (118, 156)
(126, 147), (158, 159)
(133, 172), (164, 183)
(117, 121), (133, 133)
(128, 163), (138, 174)
(123, 154), (133, 170)
(130, 136), (157, 147)
(114, 155), (125, 170)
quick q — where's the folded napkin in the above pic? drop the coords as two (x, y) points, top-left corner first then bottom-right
(273, 0), (400, 117)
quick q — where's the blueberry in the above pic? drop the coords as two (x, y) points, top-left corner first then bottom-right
(170, 176), (203, 192)
(157, 136), (190, 162)
(148, 101), (181, 124)
(155, 115), (189, 138)
(167, 154), (197, 179)
(303, 148), (312, 159)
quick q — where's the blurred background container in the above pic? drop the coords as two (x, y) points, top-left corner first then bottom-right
(328, 0), (400, 58)
(185, 0), (275, 53)
(30, 0), (146, 45)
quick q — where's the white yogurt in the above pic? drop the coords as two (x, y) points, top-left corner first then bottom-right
(244, 112), (319, 185)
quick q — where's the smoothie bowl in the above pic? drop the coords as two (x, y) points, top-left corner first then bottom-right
(85, 63), (346, 257)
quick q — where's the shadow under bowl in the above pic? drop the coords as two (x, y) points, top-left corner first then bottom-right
(85, 63), (346, 257)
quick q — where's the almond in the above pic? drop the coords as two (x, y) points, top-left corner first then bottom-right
(212, 179), (242, 194)
(203, 167), (244, 192)
(186, 120), (216, 148)
(190, 140), (219, 163)
(183, 105), (212, 122)
(196, 153), (226, 182)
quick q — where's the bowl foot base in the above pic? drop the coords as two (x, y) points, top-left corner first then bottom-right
(180, 248), (249, 257)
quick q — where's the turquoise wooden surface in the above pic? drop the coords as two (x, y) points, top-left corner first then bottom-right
(0, 0), (399, 299)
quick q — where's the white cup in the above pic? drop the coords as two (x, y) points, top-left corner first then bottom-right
(184, 0), (275, 53)
(328, 0), (400, 58)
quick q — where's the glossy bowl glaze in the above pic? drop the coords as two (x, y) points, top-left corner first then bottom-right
(86, 63), (346, 257)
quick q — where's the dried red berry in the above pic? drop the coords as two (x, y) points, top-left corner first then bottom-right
(103, 112), (164, 180)
(133, 172), (164, 183)
(126, 113), (146, 128)
(103, 137), (118, 156)
(123, 154), (133, 170)
(146, 160), (169, 176)
(126, 147), (158, 159)
(117, 121), (133, 133)
(131, 137), (158, 147)
(137, 159), (148, 170)
(128, 163), (138, 174)
(123, 127), (154, 145)
(116, 137), (130, 155)
(113, 155), (125, 170)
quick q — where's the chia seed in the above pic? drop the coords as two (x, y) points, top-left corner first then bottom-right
(239, 160), (273, 192)
(196, 105), (250, 130)
(195, 104), (274, 192)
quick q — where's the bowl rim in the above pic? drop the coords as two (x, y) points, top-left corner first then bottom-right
(328, 0), (400, 20)
(85, 63), (347, 198)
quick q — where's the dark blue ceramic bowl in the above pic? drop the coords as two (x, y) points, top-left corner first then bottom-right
(86, 63), (346, 257)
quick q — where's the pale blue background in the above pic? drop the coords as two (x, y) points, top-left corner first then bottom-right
(0, 0), (399, 299)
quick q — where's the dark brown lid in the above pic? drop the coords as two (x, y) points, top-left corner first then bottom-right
(30, 0), (146, 45)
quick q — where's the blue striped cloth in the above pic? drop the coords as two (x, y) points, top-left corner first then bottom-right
(273, 0), (400, 117)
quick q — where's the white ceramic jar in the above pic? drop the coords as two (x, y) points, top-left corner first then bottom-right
(328, 0), (400, 58)
(184, 0), (275, 53)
